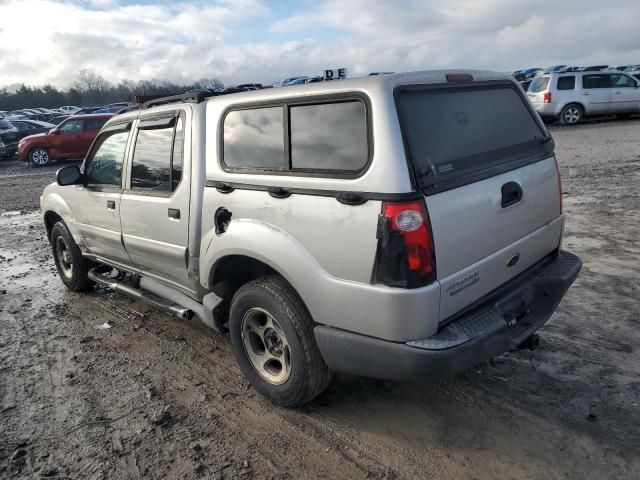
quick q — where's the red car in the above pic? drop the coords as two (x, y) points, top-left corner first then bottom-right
(18, 114), (111, 166)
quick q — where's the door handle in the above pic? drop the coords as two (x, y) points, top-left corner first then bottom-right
(614, 90), (622, 94)
(107, 200), (115, 210)
(168, 208), (181, 220)
(582, 92), (589, 95)
(501, 182), (523, 208)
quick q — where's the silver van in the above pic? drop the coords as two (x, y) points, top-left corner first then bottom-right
(528, 71), (640, 124)
(42, 70), (581, 406)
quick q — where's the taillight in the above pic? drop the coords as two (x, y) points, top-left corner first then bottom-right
(374, 200), (436, 288)
(554, 156), (563, 213)
(543, 92), (552, 103)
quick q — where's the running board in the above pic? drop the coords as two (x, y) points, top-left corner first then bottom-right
(87, 266), (223, 332)
(88, 267), (193, 320)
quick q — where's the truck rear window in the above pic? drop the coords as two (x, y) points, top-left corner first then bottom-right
(397, 85), (551, 192)
(528, 77), (549, 93)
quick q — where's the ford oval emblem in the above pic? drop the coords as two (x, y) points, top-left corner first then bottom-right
(507, 253), (520, 267)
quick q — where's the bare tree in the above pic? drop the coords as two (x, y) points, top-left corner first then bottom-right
(193, 77), (224, 90)
(74, 69), (112, 104)
(0, 73), (226, 110)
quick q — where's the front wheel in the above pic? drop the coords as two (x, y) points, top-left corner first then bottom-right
(29, 147), (51, 167)
(560, 104), (583, 125)
(229, 276), (333, 407)
(50, 221), (93, 291)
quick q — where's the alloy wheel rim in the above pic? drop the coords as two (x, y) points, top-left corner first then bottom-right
(55, 236), (73, 279)
(564, 108), (580, 124)
(32, 149), (49, 165)
(241, 307), (292, 385)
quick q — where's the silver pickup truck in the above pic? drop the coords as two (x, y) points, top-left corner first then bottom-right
(41, 70), (581, 407)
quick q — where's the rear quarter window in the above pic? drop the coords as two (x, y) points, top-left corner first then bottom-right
(222, 98), (369, 174)
(223, 107), (285, 169)
(557, 76), (575, 90)
(290, 101), (368, 171)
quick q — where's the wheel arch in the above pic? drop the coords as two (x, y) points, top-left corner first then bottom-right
(26, 143), (50, 155)
(44, 211), (64, 239)
(208, 254), (310, 329)
(42, 192), (83, 245)
(200, 219), (328, 330)
(561, 102), (585, 114)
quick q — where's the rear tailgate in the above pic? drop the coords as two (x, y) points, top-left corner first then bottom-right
(526, 75), (550, 107)
(397, 80), (562, 322)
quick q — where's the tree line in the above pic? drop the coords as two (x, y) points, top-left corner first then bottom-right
(0, 69), (224, 111)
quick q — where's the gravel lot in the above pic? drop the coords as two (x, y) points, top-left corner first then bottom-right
(1, 119), (639, 479)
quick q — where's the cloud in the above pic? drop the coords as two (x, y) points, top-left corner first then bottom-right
(0, 0), (639, 89)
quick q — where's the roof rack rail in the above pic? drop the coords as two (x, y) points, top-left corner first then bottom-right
(140, 91), (219, 109)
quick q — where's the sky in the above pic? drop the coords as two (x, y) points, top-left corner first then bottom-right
(0, 0), (639, 88)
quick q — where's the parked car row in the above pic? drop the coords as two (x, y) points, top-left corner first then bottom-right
(1, 102), (133, 125)
(0, 113), (112, 164)
(0, 119), (56, 159)
(16, 114), (112, 166)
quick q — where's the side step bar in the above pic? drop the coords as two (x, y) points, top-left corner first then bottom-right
(88, 267), (193, 320)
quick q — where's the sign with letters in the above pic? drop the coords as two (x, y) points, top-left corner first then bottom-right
(323, 68), (348, 80)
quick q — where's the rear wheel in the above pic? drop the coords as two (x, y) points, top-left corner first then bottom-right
(559, 104), (583, 125)
(229, 276), (333, 407)
(29, 147), (50, 167)
(50, 221), (93, 291)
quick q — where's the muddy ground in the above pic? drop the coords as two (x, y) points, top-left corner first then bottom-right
(1, 119), (639, 480)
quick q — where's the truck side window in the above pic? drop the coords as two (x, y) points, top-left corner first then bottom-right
(290, 101), (368, 171)
(84, 118), (109, 131)
(610, 74), (637, 88)
(172, 116), (184, 191)
(223, 107), (285, 169)
(59, 119), (84, 133)
(556, 76), (575, 90)
(85, 130), (129, 188)
(131, 115), (183, 193)
(582, 75), (610, 89)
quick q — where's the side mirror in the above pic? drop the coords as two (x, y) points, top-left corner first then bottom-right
(56, 165), (82, 186)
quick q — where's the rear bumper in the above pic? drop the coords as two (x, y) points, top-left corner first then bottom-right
(314, 250), (581, 382)
(534, 103), (561, 118)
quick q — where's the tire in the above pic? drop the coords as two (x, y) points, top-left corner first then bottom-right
(229, 276), (333, 407)
(50, 221), (93, 292)
(559, 104), (583, 125)
(29, 147), (51, 167)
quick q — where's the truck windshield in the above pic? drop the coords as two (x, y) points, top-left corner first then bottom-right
(397, 84), (551, 192)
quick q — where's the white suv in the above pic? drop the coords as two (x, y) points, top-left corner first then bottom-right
(527, 71), (640, 124)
